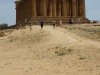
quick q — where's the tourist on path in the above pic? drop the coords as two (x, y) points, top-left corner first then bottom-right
(40, 20), (44, 30)
(29, 20), (32, 31)
(69, 19), (72, 24)
(29, 24), (32, 31)
(59, 20), (63, 27)
(53, 20), (56, 29)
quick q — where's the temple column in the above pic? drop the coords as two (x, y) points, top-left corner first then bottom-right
(66, 0), (69, 16)
(79, 0), (85, 17)
(40, 1), (43, 16)
(82, 0), (85, 17)
(69, 0), (72, 16)
(76, 0), (79, 17)
(48, 0), (52, 16)
(58, 0), (61, 17)
(72, 0), (77, 17)
(42, 0), (47, 16)
(52, 0), (57, 17)
(62, 0), (67, 17)
(32, 0), (37, 16)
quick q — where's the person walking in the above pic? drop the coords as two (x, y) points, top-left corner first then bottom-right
(29, 20), (32, 31)
(40, 20), (44, 30)
(53, 20), (56, 29)
(69, 19), (72, 24)
(29, 24), (32, 31)
(78, 18), (81, 25)
(59, 20), (63, 27)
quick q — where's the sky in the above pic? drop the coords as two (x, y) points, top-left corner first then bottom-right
(0, 0), (100, 26)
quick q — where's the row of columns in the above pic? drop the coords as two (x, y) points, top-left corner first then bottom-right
(32, 0), (85, 17)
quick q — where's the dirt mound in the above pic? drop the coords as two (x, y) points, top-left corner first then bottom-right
(0, 25), (100, 75)
(64, 24), (100, 41)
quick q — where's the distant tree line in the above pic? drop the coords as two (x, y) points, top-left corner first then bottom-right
(0, 23), (8, 30)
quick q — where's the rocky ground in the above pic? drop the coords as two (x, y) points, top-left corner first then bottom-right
(0, 24), (100, 75)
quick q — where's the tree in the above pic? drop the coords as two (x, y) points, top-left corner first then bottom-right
(0, 23), (8, 30)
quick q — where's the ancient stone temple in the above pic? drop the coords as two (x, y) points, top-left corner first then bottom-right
(15, 0), (88, 25)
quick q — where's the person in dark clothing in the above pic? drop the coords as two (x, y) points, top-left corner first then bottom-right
(29, 20), (32, 31)
(29, 24), (32, 31)
(40, 20), (44, 30)
(53, 20), (56, 29)
(69, 19), (72, 24)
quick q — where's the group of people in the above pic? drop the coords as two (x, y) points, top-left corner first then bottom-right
(40, 19), (63, 30)
(18, 18), (82, 31)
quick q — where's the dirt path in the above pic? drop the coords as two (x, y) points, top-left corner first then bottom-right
(0, 26), (100, 75)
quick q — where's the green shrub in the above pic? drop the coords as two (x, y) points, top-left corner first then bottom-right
(0, 23), (8, 30)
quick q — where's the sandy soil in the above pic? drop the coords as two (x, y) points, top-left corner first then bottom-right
(0, 25), (100, 75)
(63, 24), (100, 41)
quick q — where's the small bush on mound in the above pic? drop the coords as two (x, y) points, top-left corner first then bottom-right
(0, 32), (5, 37)
(55, 47), (73, 56)
(79, 57), (86, 60)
